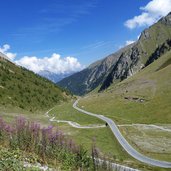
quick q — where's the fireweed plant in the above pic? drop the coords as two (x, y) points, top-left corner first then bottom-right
(0, 116), (112, 170)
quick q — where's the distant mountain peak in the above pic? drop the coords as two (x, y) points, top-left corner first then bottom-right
(38, 70), (74, 83)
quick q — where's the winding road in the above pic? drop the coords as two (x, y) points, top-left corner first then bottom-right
(50, 117), (106, 129)
(73, 99), (171, 168)
(45, 108), (105, 129)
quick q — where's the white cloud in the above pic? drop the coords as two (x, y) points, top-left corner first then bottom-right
(0, 43), (84, 74)
(125, 40), (135, 46)
(0, 44), (17, 60)
(15, 53), (84, 74)
(125, 0), (171, 29)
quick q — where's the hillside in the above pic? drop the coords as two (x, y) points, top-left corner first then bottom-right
(58, 12), (171, 95)
(79, 49), (171, 124)
(0, 55), (71, 112)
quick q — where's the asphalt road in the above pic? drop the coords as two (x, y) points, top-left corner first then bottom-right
(73, 99), (171, 168)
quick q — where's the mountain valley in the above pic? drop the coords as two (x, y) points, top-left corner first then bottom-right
(0, 8), (171, 171)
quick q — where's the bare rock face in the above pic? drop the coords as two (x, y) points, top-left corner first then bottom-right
(58, 12), (171, 95)
(99, 45), (143, 91)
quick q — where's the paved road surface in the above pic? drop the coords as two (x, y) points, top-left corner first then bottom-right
(73, 99), (171, 168)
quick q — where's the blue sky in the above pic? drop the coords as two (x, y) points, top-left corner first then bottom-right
(1, 0), (171, 74)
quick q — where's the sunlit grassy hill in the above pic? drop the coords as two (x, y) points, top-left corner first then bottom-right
(79, 50), (171, 124)
(0, 56), (71, 112)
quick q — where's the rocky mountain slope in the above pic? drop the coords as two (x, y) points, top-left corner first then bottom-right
(0, 55), (71, 111)
(58, 12), (171, 95)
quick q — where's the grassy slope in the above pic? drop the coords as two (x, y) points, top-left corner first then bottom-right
(0, 57), (71, 112)
(48, 100), (104, 125)
(79, 50), (171, 124)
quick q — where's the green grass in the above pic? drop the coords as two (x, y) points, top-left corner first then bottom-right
(48, 100), (104, 125)
(0, 105), (51, 127)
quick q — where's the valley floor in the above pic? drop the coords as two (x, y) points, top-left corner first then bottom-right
(0, 97), (171, 171)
